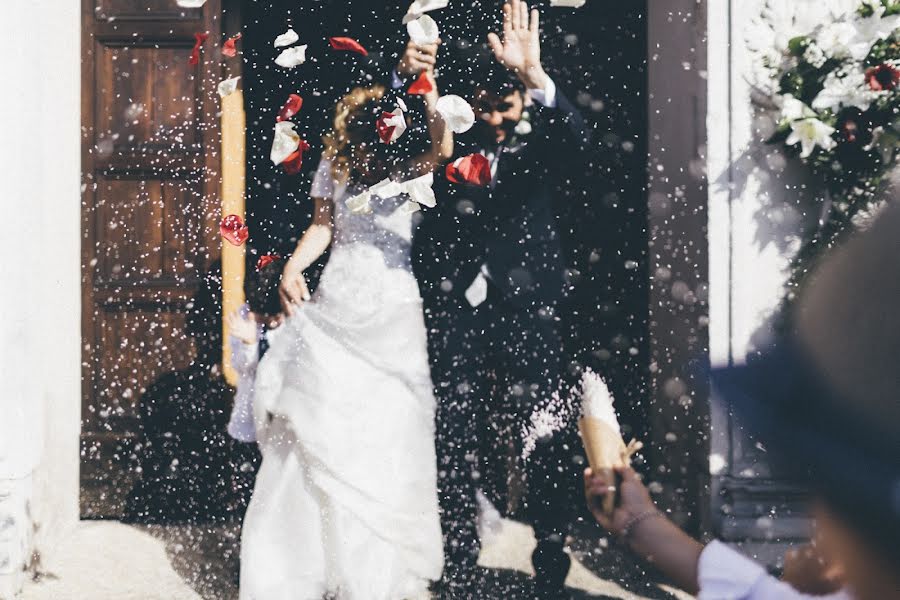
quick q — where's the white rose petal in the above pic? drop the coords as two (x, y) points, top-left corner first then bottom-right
(407, 14), (440, 45)
(275, 45), (308, 68)
(435, 95), (475, 133)
(402, 0), (449, 24)
(274, 28), (300, 48)
(217, 76), (240, 99)
(403, 173), (436, 208)
(270, 121), (300, 165)
(396, 97), (408, 113)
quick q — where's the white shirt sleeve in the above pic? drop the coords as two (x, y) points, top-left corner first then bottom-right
(528, 77), (558, 109)
(698, 541), (853, 600)
(310, 157), (335, 200)
(227, 335), (260, 443)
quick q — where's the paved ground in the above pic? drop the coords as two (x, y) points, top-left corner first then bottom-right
(20, 519), (692, 600)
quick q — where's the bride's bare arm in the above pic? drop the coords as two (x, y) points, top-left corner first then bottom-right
(408, 73), (454, 177)
(279, 196), (334, 316)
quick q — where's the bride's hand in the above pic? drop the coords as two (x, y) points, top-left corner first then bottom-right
(279, 258), (311, 317)
(225, 309), (259, 344)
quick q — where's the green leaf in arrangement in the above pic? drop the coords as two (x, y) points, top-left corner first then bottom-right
(788, 36), (809, 56)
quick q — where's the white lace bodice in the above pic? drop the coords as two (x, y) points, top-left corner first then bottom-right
(312, 159), (415, 273)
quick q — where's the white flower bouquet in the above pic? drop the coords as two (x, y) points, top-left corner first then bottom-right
(762, 0), (900, 299)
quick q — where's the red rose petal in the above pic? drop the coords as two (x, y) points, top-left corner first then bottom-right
(256, 254), (281, 271)
(220, 214), (249, 246)
(189, 32), (209, 66)
(282, 139), (311, 175)
(376, 111), (398, 144)
(276, 93), (304, 123)
(446, 154), (491, 187)
(222, 32), (242, 58)
(329, 36), (368, 56)
(408, 71), (434, 95)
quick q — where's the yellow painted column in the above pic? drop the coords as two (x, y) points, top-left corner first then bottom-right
(221, 89), (246, 387)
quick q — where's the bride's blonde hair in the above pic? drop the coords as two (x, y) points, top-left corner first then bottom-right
(322, 84), (387, 185)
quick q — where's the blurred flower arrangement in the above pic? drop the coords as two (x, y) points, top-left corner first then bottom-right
(757, 0), (900, 299)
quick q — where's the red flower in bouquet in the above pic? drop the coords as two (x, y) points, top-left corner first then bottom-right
(865, 63), (900, 91)
(446, 153), (492, 187)
(220, 214), (249, 246)
(276, 94), (304, 122)
(282, 138), (311, 175)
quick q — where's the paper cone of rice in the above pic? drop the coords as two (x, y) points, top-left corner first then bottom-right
(577, 370), (633, 516)
(579, 415), (628, 515)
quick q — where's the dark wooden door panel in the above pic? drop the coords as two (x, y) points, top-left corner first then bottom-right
(94, 0), (205, 22)
(96, 43), (202, 152)
(94, 175), (205, 285)
(81, 0), (222, 518)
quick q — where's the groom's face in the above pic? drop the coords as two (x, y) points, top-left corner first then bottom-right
(473, 88), (524, 145)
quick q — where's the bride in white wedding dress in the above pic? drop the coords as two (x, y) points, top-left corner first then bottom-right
(239, 79), (453, 600)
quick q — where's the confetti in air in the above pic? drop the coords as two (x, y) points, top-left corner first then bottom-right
(521, 388), (575, 462)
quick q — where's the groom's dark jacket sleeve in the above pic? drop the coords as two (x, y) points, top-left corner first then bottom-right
(414, 82), (592, 309)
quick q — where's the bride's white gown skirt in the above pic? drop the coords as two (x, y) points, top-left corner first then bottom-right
(239, 244), (444, 600)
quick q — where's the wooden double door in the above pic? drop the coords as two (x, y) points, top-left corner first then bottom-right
(80, 0), (225, 517)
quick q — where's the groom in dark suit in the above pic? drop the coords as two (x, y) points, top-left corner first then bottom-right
(413, 1), (590, 596)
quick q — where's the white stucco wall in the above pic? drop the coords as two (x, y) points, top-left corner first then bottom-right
(706, 0), (838, 554)
(0, 2), (81, 596)
(707, 0), (824, 372)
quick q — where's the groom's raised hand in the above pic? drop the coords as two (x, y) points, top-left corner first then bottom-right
(487, 0), (549, 90)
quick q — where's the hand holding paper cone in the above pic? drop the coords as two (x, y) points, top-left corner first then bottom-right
(579, 416), (628, 515)
(576, 370), (642, 516)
